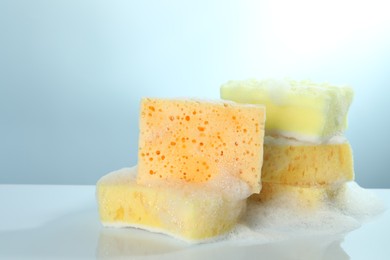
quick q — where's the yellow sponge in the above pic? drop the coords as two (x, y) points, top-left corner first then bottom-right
(97, 167), (246, 243)
(137, 98), (266, 194)
(251, 182), (346, 209)
(261, 138), (354, 186)
(221, 79), (353, 142)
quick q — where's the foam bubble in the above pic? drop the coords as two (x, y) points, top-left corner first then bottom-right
(334, 182), (386, 222)
(109, 164), (253, 203)
(264, 135), (348, 146)
(205, 168), (252, 201)
(222, 181), (385, 244)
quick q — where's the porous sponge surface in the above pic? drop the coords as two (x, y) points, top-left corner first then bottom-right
(97, 167), (246, 243)
(251, 182), (346, 209)
(220, 79), (353, 142)
(261, 141), (354, 186)
(137, 98), (265, 194)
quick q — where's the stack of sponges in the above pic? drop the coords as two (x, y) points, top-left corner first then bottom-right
(97, 98), (266, 242)
(221, 79), (355, 208)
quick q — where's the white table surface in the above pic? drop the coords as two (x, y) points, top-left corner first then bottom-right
(0, 185), (389, 260)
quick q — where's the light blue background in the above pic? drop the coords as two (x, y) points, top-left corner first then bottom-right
(1, 0), (389, 187)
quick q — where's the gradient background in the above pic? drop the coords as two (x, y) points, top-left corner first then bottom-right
(1, 0), (389, 187)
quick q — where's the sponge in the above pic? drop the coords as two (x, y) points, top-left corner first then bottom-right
(96, 167), (246, 242)
(261, 138), (354, 186)
(221, 79), (353, 142)
(251, 182), (346, 208)
(137, 98), (266, 194)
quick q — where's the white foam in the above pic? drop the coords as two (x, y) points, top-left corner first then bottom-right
(111, 166), (253, 202)
(222, 181), (385, 245)
(97, 166), (137, 185)
(334, 182), (386, 222)
(264, 135), (348, 146)
(205, 167), (252, 201)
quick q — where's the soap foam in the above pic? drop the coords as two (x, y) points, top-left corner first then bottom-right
(205, 167), (252, 201)
(124, 165), (253, 202)
(264, 135), (348, 146)
(334, 182), (386, 222)
(222, 181), (385, 245)
(265, 132), (350, 145)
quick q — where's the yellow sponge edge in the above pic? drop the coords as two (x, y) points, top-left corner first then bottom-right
(251, 182), (346, 209)
(97, 168), (246, 243)
(262, 141), (354, 186)
(220, 79), (353, 142)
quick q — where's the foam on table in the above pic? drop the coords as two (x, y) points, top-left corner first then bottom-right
(226, 181), (386, 244)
